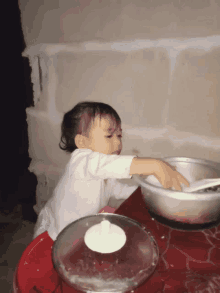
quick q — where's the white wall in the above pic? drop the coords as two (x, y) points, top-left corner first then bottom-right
(19, 0), (220, 45)
(19, 0), (220, 213)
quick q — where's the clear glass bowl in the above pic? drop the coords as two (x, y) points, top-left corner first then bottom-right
(52, 214), (159, 292)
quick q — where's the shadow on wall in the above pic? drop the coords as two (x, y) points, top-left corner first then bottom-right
(122, 136), (177, 159)
(150, 138), (220, 162)
(147, 138), (177, 158)
(122, 133), (220, 163)
(174, 142), (220, 162)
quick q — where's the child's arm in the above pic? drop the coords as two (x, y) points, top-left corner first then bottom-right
(130, 157), (189, 191)
(75, 150), (188, 191)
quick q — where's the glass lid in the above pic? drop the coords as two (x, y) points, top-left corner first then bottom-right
(52, 214), (159, 293)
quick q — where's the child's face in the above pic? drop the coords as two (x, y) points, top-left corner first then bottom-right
(80, 115), (122, 155)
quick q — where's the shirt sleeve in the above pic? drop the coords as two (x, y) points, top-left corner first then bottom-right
(72, 150), (136, 180)
(106, 178), (139, 200)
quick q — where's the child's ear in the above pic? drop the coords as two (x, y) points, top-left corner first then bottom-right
(75, 134), (87, 148)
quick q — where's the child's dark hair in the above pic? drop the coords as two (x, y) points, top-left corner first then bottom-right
(59, 101), (121, 153)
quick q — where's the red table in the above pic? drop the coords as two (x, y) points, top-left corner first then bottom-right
(116, 187), (220, 292)
(15, 187), (220, 292)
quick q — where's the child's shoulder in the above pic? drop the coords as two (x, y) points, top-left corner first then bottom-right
(71, 148), (93, 157)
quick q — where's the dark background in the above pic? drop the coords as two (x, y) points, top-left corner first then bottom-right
(1, 1), (37, 221)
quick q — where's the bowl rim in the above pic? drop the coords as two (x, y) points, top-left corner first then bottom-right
(132, 156), (220, 201)
(163, 156), (220, 169)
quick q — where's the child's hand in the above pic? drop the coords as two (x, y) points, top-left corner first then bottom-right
(99, 206), (116, 213)
(130, 157), (189, 191)
(152, 160), (189, 191)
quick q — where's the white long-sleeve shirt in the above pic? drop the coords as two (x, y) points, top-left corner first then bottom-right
(33, 149), (138, 240)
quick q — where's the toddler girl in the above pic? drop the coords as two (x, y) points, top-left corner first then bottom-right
(33, 101), (188, 240)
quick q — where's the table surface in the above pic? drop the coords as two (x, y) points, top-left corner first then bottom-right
(115, 187), (220, 292)
(21, 187), (220, 293)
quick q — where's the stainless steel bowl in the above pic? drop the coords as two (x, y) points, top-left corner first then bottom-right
(133, 157), (220, 225)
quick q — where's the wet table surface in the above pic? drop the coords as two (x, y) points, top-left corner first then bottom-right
(115, 187), (220, 292)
